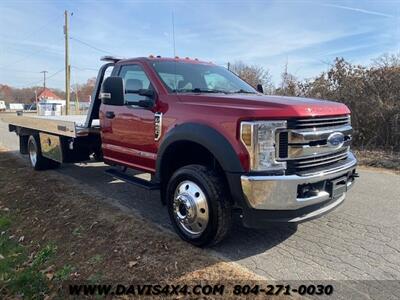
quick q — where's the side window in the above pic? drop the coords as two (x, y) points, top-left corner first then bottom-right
(119, 65), (152, 104)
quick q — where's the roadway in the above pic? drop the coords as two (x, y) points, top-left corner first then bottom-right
(0, 119), (399, 285)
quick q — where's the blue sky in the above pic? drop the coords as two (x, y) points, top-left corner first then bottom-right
(0, 0), (399, 89)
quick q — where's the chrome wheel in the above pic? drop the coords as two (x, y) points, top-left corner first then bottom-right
(28, 140), (37, 167)
(173, 180), (209, 237)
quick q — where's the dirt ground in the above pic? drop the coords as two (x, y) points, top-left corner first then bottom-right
(354, 149), (400, 173)
(0, 149), (266, 298)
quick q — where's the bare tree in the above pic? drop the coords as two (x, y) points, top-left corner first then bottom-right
(0, 84), (63, 104)
(229, 61), (274, 93)
(274, 60), (300, 96)
(372, 52), (400, 68)
(283, 56), (400, 151)
(71, 77), (96, 102)
(275, 72), (298, 96)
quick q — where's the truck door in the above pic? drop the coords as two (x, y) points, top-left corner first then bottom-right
(101, 64), (157, 172)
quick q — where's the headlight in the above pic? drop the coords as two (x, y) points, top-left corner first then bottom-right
(240, 120), (287, 171)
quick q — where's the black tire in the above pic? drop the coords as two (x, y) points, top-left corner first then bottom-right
(166, 164), (232, 247)
(93, 149), (103, 162)
(27, 135), (60, 170)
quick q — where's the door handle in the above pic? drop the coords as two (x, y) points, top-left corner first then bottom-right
(105, 111), (115, 119)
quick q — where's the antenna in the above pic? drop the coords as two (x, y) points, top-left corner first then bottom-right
(282, 55), (289, 89)
(171, 10), (177, 93)
(172, 11), (176, 57)
(64, 10), (71, 115)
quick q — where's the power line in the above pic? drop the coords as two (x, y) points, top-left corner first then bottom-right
(17, 14), (60, 43)
(46, 68), (65, 79)
(70, 36), (116, 55)
(1, 14), (62, 53)
(0, 37), (64, 68)
(71, 65), (98, 71)
(25, 68), (64, 87)
(0, 67), (44, 74)
(1, 43), (61, 57)
(0, 14), (63, 69)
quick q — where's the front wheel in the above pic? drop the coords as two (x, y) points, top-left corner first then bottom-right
(166, 165), (232, 247)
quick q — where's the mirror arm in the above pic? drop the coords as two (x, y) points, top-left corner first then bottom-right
(137, 99), (154, 108)
(256, 84), (264, 94)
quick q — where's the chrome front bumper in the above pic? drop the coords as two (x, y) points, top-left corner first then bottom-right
(241, 152), (357, 211)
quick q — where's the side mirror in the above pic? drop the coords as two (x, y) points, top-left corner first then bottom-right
(256, 84), (264, 94)
(100, 76), (124, 106)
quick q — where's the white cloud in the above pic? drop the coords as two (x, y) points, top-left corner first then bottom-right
(321, 3), (394, 18)
(0, 1), (398, 89)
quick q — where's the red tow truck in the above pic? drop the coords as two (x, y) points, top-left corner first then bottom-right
(1, 56), (357, 246)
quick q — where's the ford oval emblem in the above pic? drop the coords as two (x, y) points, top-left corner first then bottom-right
(327, 132), (345, 148)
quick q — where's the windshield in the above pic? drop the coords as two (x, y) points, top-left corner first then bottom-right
(151, 61), (257, 94)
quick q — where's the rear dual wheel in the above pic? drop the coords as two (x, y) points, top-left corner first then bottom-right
(27, 135), (60, 170)
(166, 164), (232, 247)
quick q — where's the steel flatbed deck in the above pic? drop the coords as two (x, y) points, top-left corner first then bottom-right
(0, 62), (112, 139)
(0, 114), (100, 138)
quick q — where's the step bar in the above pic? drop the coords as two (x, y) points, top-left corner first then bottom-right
(105, 168), (160, 190)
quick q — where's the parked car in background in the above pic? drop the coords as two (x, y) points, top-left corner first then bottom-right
(24, 103), (37, 111)
(9, 103), (24, 111)
(0, 101), (6, 112)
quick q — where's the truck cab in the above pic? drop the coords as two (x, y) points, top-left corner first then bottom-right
(98, 56), (357, 246)
(4, 56), (358, 246)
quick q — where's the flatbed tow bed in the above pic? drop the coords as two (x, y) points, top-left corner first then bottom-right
(0, 111), (103, 166)
(0, 62), (113, 166)
(0, 114), (100, 138)
(0, 59), (112, 139)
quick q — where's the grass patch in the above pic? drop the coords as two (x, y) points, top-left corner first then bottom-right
(0, 231), (27, 281)
(31, 244), (57, 267)
(0, 214), (56, 299)
(0, 215), (11, 229)
(55, 264), (74, 282)
(88, 254), (103, 265)
(72, 225), (84, 238)
(88, 272), (103, 284)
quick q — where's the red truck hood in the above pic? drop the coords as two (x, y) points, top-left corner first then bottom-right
(178, 94), (350, 118)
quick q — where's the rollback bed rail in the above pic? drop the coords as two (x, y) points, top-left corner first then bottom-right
(84, 62), (115, 128)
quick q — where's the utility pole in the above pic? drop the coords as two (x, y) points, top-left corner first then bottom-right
(75, 82), (80, 114)
(40, 70), (47, 90)
(35, 89), (38, 115)
(64, 10), (70, 115)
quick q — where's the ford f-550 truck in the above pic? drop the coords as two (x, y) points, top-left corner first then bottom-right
(1, 56), (357, 246)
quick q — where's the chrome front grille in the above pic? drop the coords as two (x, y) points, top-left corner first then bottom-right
(277, 115), (352, 174)
(287, 115), (350, 129)
(287, 149), (349, 173)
